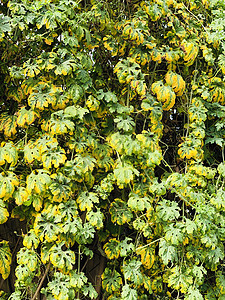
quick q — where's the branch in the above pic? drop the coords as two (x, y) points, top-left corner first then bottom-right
(31, 262), (51, 300)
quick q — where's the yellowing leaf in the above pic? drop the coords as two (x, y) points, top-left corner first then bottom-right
(0, 172), (19, 200)
(13, 187), (29, 205)
(86, 209), (104, 229)
(113, 162), (139, 189)
(17, 107), (38, 127)
(130, 79), (147, 96)
(151, 81), (176, 110)
(178, 138), (200, 160)
(26, 169), (51, 194)
(49, 242), (75, 272)
(102, 268), (123, 293)
(136, 245), (155, 269)
(104, 239), (120, 259)
(0, 114), (17, 137)
(76, 191), (99, 212)
(42, 147), (67, 169)
(0, 241), (12, 280)
(168, 266), (193, 293)
(23, 229), (39, 249)
(181, 40), (199, 66)
(17, 247), (39, 273)
(209, 77), (225, 104)
(165, 71), (186, 96)
(24, 143), (41, 164)
(109, 198), (133, 225)
(0, 142), (18, 167)
(0, 199), (9, 224)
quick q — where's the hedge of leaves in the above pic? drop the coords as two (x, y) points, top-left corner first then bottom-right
(1, 0), (225, 299)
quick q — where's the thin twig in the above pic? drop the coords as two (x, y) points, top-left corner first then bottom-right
(136, 238), (162, 251)
(31, 262), (51, 300)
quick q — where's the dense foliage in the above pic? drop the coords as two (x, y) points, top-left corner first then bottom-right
(1, 0), (225, 299)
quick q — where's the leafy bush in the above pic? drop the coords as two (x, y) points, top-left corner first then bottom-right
(1, 0), (225, 299)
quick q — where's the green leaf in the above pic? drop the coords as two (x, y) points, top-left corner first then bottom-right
(81, 283), (98, 299)
(114, 162), (139, 189)
(0, 15), (11, 35)
(23, 229), (39, 249)
(64, 105), (88, 119)
(15, 264), (33, 284)
(218, 163), (225, 176)
(119, 238), (135, 257)
(49, 173), (71, 202)
(86, 208), (104, 229)
(73, 154), (96, 175)
(123, 259), (143, 285)
(24, 142), (41, 164)
(206, 246), (224, 266)
(165, 224), (183, 245)
(114, 116), (135, 132)
(121, 284), (138, 300)
(49, 242), (75, 272)
(26, 169), (51, 194)
(156, 200), (180, 221)
(17, 247), (39, 272)
(216, 271), (225, 295)
(128, 193), (151, 211)
(191, 265), (206, 284)
(69, 84), (84, 102)
(168, 266), (193, 293)
(74, 222), (95, 244)
(114, 58), (143, 84)
(8, 291), (22, 300)
(210, 188), (225, 209)
(102, 268), (123, 293)
(0, 142), (18, 167)
(184, 218), (197, 235)
(70, 270), (88, 288)
(159, 239), (178, 265)
(34, 211), (62, 242)
(104, 239), (120, 259)
(185, 286), (204, 300)
(76, 191), (99, 212)
(54, 59), (77, 76)
(44, 272), (75, 300)
(109, 198), (133, 225)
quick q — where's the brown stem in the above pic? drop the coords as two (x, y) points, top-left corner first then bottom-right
(31, 262), (51, 300)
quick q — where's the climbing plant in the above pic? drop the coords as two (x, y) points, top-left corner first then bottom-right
(1, 0), (225, 299)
